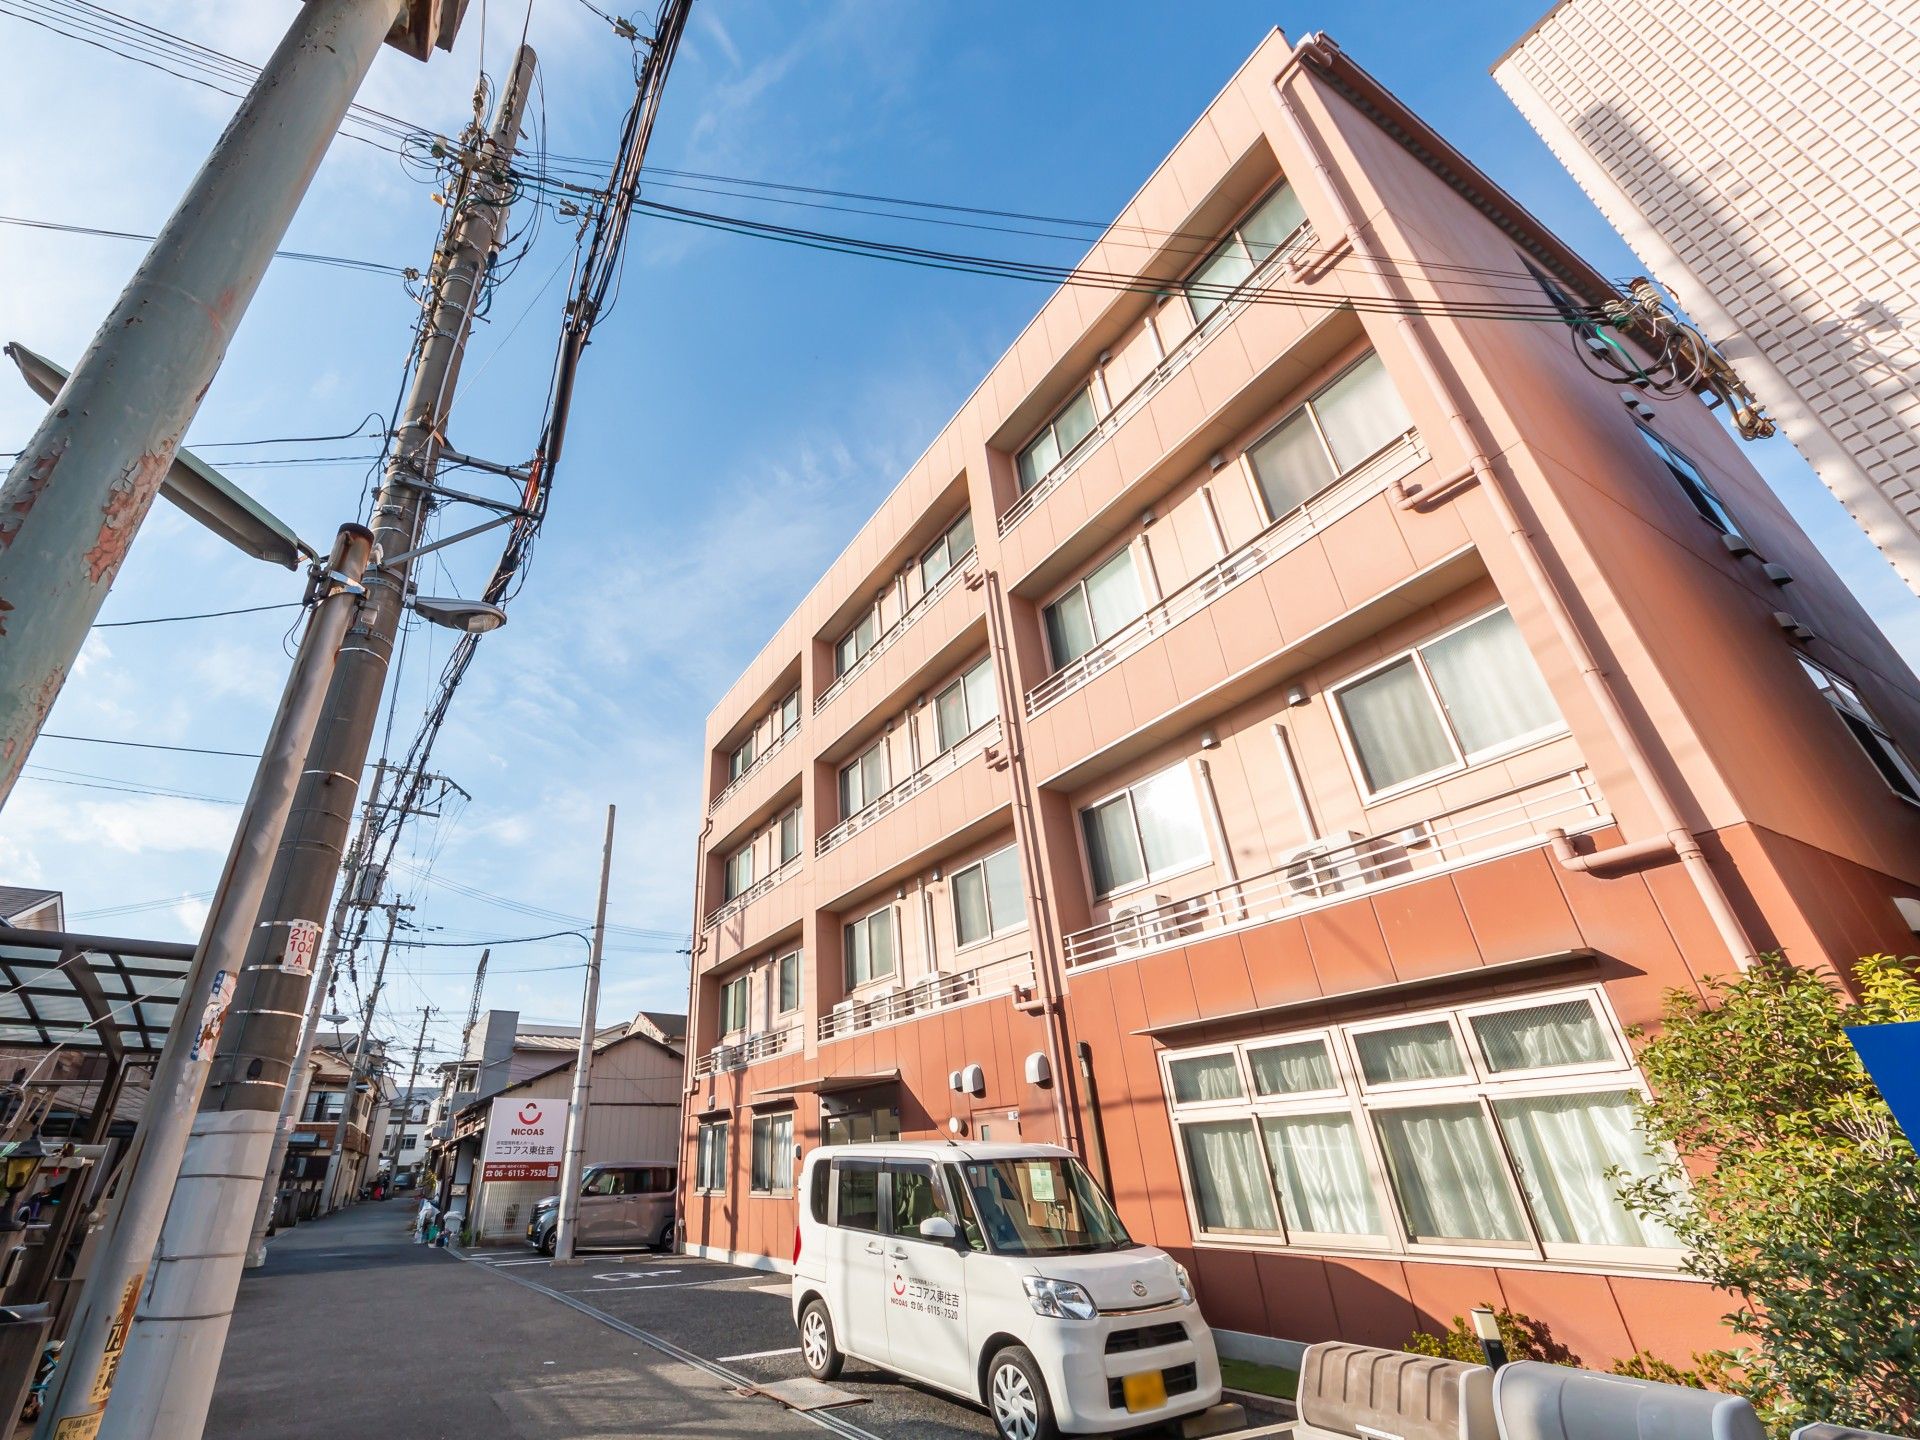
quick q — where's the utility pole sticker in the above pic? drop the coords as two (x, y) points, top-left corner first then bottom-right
(53, 1269), (147, 1435)
(282, 918), (321, 976)
(189, 970), (235, 1062)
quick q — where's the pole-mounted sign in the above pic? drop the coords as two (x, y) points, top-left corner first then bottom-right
(480, 1097), (561, 1182)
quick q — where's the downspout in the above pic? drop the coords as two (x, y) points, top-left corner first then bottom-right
(1193, 756), (1246, 920)
(1271, 721), (1319, 841)
(681, 808), (714, 1251)
(1272, 46), (1756, 969)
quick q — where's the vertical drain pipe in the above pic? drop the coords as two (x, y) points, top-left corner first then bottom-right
(1272, 44), (1756, 969)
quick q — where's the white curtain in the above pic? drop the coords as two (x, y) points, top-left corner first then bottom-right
(963, 657), (996, 731)
(1045, 588), (1094, 666)
(1082, 796), (1144, 896)
(1054, 389), (1098, 454)
(983, 845), (1025, 931)
(1471, 1000), (1608, 1072)
(1241, 184), (1308, 261)
(1422, 609), (1561, 757)
(1374, 1103), (1528, 1243)
(1494, 1091), (1680, 1249)
(1170, 1053), (1244, 1104)
(1133, 766), (1210, 875)
(1312, 351), (1413, 472)
(1338, 657), (1455, 791)
(1354, 1021), (1465, 1085)
(1264, 1113), (1383, 1236)
(1186, 240), (1253, 320)
(1181, 1121), (1279, 1232)
(1019, 426), (1061, 491)
(1249, 1039), (1336, 1095)
(952, 866), (991, 947)
(1085, 549), (1143, 642)
(1249, 409), (1337, 520)
(935, 682), (969, 752)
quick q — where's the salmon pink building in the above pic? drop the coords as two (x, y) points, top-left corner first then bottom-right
(680, 30), (1920, 1372)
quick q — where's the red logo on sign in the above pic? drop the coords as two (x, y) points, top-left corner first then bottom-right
(518, 1102), (543, 1125)
(892, 1272), (906, 1297)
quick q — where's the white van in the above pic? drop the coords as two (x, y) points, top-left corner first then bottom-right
(791, 1142), (1222, 1440)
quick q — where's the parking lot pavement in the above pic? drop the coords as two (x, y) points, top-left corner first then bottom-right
(463, 1247), (1290, 1440)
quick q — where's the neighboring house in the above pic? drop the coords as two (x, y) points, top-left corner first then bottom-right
(681, 29), (1920, 1374)
(1495, 0), (1920, 595)
(276, 1031), (387, 1218)
(379, 1086), (436, 1181)
(0, 887), (64, 932)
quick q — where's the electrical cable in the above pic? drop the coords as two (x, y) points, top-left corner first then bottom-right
(91, 601), (299, 628)
(0, 213), (408, 276)
(38, 733), (259, 758)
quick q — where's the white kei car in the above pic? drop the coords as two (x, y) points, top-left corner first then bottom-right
(790, 1141), (1223, 1440)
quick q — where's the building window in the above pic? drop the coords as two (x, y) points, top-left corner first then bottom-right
(695, 1121), (728, 1193)
(1333, 606), (1564, 797)
(1163, 988), (1682, 1264)
(1246, 351), (1413, 520)
(1800, 658), (1920, 801)
(302, 1090), (344, 1123)
(920, 511), (977, 590)
(1017, 386), (1099, 493)
(843, 905), (897, 989)
(777, 950), (801, 1014)
(1185, 182), (1308, 322)
(1636, 425), (1740, 536)
(1080, 763), (1210, 898)
(934, 656), (997, 753)
(751, 1111), (795, 1194)
(1043, 549), (1143, 670)
(778, 688), (800, 735)
(838, 739), (891, 817)
(778, 805), (802, 866)
(951, 843), (1027, 948)
(723, 843), (755, 901)
(728, 733), (757, 782)
(836, 602), (882, 676)
(719, 974), (750, 1035)
(400, 1135), (416, 1152)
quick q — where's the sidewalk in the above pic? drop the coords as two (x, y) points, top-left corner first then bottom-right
(206, 1201), (822, 1439)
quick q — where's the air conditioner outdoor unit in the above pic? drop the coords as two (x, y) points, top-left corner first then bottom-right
(1110, 895), (1205, 954)
(1279, 830), (1394, 899)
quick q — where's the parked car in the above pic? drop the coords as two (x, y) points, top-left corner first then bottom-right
(791, 1142), (1221, 1440)
(526, 1161), (677, 1255)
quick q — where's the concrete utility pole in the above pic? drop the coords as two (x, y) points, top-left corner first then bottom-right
(0, 0), (406, 811)
(33, 524), (375, 1440)
(97, 48), (539, 1440)
(392, 1005), (435, 1178)
(554, 805), (615, 1263)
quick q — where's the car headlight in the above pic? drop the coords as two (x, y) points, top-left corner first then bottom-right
(1022, 1276), (1098, 1320)
(1172, 1262), (1194, 1306)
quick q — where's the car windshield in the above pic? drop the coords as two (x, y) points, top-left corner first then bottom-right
(953, 1155), (1134, 1256)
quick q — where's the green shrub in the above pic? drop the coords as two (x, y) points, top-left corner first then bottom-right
(1406, 1308), (1576, 1366)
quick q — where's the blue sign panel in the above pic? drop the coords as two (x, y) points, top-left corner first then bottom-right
(1846, 1021), (1920, 1144)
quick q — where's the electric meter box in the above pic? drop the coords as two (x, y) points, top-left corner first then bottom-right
(1493, 1363), (1765, 1440)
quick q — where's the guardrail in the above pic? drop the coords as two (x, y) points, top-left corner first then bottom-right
(998, 222), (1319, 537)
(710, 722), (799, 814)
(1026, 428), (1428, 716)
(818, 953), (1034, 1041)
(815, 551), (978, 716)
(816, 717), (1003, 857)
(693, 1025), (797, 1079)
(702, 854), (801, 931)
(1062, 770), (1605, 968)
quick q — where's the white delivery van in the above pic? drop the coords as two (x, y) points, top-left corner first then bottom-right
(791, 1142), (1222, 1440)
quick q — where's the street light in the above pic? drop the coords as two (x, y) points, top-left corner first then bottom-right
(409, 595), (507, 635)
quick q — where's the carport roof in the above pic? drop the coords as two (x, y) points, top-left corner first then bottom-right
(0, 924), (195, 1058)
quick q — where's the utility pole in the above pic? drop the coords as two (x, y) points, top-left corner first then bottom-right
(0, 0), (409, 810)
(322, 900), (407, 1213)
(100, 52), (540, 1433)
(393, 1005), (434, 1182)
(554, 805), (615, 1263)
(33, 523), (375, 1440)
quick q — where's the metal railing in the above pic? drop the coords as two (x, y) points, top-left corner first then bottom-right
(710, 722), (799, 814)
(702, 854), (801, 931)
(1026, 429), (1429, 717)
(1062, 770), (1607, 968)
(818, 953), (1034, 1042)
(816, 717), (1003, 857)
(998, 222), (1319, 537)
(815, 550), (978, 715)
(693, 1025), (797, 1079)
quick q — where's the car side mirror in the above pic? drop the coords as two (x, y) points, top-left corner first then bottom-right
(918, 1215), (958, 1241)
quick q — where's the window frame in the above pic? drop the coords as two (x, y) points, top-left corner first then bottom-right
(933, 656), (997, 755)
(1077, 761), (1213, 901)
(1042, 546), (1144, 672)
(1635, 424), (1742, 537)
(1240, 350), (1412, 525)
(842, 902), (898, 991)
(948, 842), (1028, 953)
(1016, 384), (1100, 495)
(920, 511), (978, 592)
(694, 1119), (728, 1195)
(778, 689), (800, 736)
(728, 733), (757, 782)
(777, 804), (803, 866)
(750, 1109), (795, 1195)
(838, 738), (892, 819)
(1182, 181), (1310, 324)
(776, 950), (801, 1015)
(1328, 604), (1569, 802)
(723, 842), (755, 902)
(835, 601), (883, 677)
(1800, 656), (1920, 803)
(718, 973), (750, 1037)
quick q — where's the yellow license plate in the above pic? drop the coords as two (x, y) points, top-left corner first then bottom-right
(1122, 1369), (1168, 1413)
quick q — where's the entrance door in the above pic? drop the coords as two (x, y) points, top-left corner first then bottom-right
(881, 1161), (971, 1393)
(826, 1159), (887, 1361)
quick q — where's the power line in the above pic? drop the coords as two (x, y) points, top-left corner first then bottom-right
(92, 602), (299, 629)
(38, 733), (259, 759)
(0, 213), (409, 277)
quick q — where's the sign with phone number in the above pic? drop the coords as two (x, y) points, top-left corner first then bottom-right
(480, 1097), (561, 1182)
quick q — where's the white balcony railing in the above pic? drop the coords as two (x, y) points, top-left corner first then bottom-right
(710, 722), (799, 814)
(815, 550), (978, 716)
(818, 954), (1035, 1042)
(998, 222), (1319, 537)
(693, 1025), (796, 1079)
(1026, 428), (1429, 717)
(816, 717), (1003, 858)
(1062, 770), (1607, 968)
(703, 854), (801, 931)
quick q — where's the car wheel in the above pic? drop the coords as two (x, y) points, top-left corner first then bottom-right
(655, 1219), (675, 1252)
(987, 1345), (1057, 1440)
(798, 1299), (844, 1381)
(539, 1227), (556, 1257)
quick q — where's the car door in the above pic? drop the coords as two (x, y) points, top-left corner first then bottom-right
(881, 1160), (971, 1393)
(576, 1167), (625, 1246)
(634, 1166), (671, 1244)
(826, 1158), (887, 1362)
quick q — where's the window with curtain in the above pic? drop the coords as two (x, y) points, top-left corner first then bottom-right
(835, 604), (882, 676)
(838, 739), (892, 817)
(1043, 549), (1144, 670)
(1334, 607), (1564, 794)
(719, 974), (750, 1034)
(778, 806), (802, 866)
(723, 844), (754, 901)
(779, 689), (800, 735)
(951, 843), (1027, 948)
(777, 950), (800, 1014)
(1246, 352), (1413, 521)
(751, 1111), (794, 1194)
(1799, 657), (1920, 802)
(728, 733), (756, 781)
(1161, 986), (1683, 1264)
(1018, 386), (1100, 492)
(920, 511), (977, 590)
(1080, 763), (1210, 898)
(935, 656), (997, 753)
(1636, 426), (1741, 536)
(1185, 182), (1308, 321)
(695, 1121), (728, 1193)
(843, 906), (897, 989)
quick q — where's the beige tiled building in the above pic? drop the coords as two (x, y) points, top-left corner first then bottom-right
(682, 30), (1920, 1369)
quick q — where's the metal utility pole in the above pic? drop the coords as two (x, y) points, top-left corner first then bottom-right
(554, 805), (615, 1263)
(98, 53), (539, 1435)
(33, 523), (375, 1440)
(0, 0), (406, 810)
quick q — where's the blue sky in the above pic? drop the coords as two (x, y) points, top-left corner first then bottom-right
(2, 1), (1914, 1072)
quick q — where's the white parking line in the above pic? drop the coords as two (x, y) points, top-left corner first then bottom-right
(716, 1346), (802, 1363)
(579, 1278), (733, 1293)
